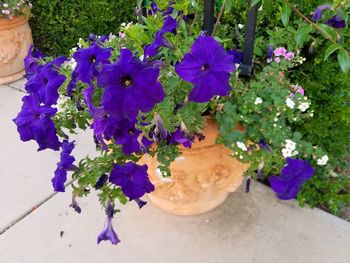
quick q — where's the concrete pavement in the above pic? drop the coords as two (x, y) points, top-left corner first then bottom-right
(0, 80), (350, 263)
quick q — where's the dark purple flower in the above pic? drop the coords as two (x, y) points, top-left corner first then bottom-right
(69, 197), (82, 213)
(227, 49), (243, 64)
(109, 162), (154, 200)
(148, 1), (160, 15)
(175, 36), (235, 102)
(73, 43), (111, 84)
(25, 63), (66, 106)
(269, 158), (314, 200)
(160, 16), (178, 34)
(267, 45), (274, 62)
(13, 95), (61, 151)
(312, 4), (330, 21)
(144, 31), (172, 58)
(97, 202), (120, 245)
(326, 15), (346, 29)
(168, 128), (193, 148)
(95, 173), (109, 190)
(67, 70), (79, 97)
(89, 33), (109, 43)
(24, 45), (45, 77)
(98, 48), (165, 120)
(51, 140), (75, 192)
(133, 198), (147, 209)
(113, 119), (142, 156)
(259, 139), (272, 153)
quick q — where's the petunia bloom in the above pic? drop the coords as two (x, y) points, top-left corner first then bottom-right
(113, 118), (142, 156)
(25, 62), (66, 106)
(13, 95), (61, 151)
(109, 162), (154, 200)
(312, 4), (330, 21)
(73, 43), (112, 84)
(175, 36), (235, 102)
(269, 158), (314, 200)
(326, 15), (346, 29)
(24, 45), (45, 78)
(227, 49), (243, 64)
(97, 202), (120, 245)
(51, 140), (76, 192)
(168, 128), (193, 148)
(98, 48), (165, 120)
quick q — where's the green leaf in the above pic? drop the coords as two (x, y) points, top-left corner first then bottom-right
(337, 50), (350, 73)
(295, 24), (313, 47)
(324, 43), (341, 61)
(250, 0), (261, 8)
(281, 3), (291, 27)
(263, 0), (273, 14)
(317, 24), (337, 42)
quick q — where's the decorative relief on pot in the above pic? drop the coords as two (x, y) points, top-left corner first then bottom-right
(140, 118), (249, 215)
(0, 17), (33, 84)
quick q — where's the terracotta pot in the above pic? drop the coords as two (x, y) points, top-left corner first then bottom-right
(140, 118), (249, 215)
(0, 16), (33, 85)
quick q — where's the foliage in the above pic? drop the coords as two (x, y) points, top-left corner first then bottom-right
(28, 0), (134, 56)
(0, 0), (31, 18)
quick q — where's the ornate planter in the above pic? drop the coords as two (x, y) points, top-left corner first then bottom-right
(0, 16), (32, 85)
(141, 118), (249, 215)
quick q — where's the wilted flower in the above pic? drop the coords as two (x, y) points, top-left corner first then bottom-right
(175, 36), (235, 102)
(24, 45), (45, 77)
(227, 49), (243, 64)
(312, 4), (330, 21)
(269, 158), (314, 200)
(97, 202), (120, 245)
(51, 140), (76, 192)
(109, 162), (154, 200)
(326, 15), (346, 29)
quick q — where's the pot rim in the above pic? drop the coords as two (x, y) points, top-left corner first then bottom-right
(0, 16), (29, 30)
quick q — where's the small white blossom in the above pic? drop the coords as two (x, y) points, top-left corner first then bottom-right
(273, 124), (277, 127)
(254, 97), (263, 105)
(237, 141), (247, 151)
(310, 113), (314, 117)
(298, 102), (310, 112)
(317, 155), (329, 166)
(286, 98), (295, 109)
(285, 139), (296, 151)
(274, 118), (278, 122)
(239, 155), (244, 159)
(155, 168), (172, 182)
(238, 24), (244, 29)
(57, 96), (70, 113)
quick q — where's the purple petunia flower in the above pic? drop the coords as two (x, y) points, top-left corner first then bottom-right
(88, 33), (109, 43)
(312, 4), (330, 21)
(326, 15), (346, 29)
(227, 49), (243, 64)
(97, 202), (120, 245)
(109, 162), (154, 200)
(148, 1), (160, 15)
(98, 48), (165, 120)
(133, 198), (147, 209)
(51, 140), (75, 192)
(168, 128), (193, 148)
(269, 158), (314, 200)
(24, 45), (45, 78)
(13, 95), (61, 151)
(259, 139), (272, 153)
(113, 118), (142, 156)
(267, 45), (274, 63)
(144, 16), (178, 58)
(73, 43), (112, 84)
(25, 62), (66, 106)
(175, 36), (235, 102)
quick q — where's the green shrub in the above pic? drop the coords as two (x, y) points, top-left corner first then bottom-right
(29, 0), (135, 56)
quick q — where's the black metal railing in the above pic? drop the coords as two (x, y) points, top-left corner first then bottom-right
(139, 0), (259, 77)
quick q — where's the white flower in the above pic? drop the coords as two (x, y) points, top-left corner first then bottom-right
(62, 58), (77, 70)
(285, 139), (296, 151)
(239, 155), (244, 160)
(282, 148), (293, 158)
(298, 102), (310, 112)
(274, 118), (278, 122)
(155, 168), (172, 182)
(237, 141), (247, 151)
(238, 24), (244, 29)
(254, 97), (263, 105)
(286, 98), (295, 109)
(317, 155), (329, 166)
(310, 113), (314, 117)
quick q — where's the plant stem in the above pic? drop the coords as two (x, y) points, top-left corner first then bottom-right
(212, 0), (227, 36)
(284, 0), (349, 55)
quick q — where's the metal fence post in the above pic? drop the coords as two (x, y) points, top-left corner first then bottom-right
(203, 0), (215, 35)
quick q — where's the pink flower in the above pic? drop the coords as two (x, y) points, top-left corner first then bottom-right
(285, 51), (295, 60)
(274, 47), (287, 57)
(290, 85), (304, 97)
(274, 57), (281, 63)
